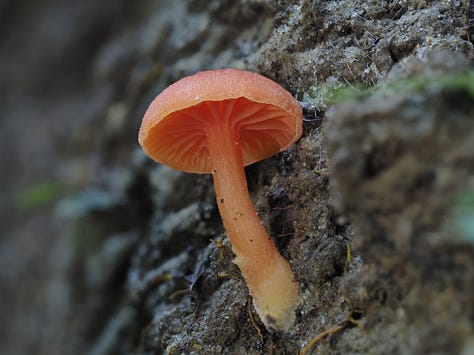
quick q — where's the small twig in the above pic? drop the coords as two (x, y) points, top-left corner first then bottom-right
(275, 232), (295, 238)
(299, 323), (346, 355)
(247, 296), (263, 338)
(247, 297), (277, 355)
(271, 204), (294, 211)
(344, 242), (352, 273)
(299, 312), (362, 355)
(168, 288), (190, 299)
(217, 272), (241, 281)
(210, 238), (226, 259)
(346, 242), (352, 263)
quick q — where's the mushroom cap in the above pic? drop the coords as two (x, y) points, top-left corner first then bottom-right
(139, 68), (302, 173)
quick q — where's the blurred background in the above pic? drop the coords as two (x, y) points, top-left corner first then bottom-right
(0, 0), (152, 353)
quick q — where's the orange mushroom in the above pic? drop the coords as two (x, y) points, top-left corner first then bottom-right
(139, 68), (302, 331)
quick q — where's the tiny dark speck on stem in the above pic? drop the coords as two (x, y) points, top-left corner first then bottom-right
(220, 198), (224, 203)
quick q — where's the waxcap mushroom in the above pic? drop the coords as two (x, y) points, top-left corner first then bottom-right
(139, 68), (302, 331)
(139, 68), (302, 173)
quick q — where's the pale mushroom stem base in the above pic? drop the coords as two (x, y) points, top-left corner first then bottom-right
(208, 120), (299, 331)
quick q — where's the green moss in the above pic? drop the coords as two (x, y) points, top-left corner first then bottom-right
(304, 82), (367, 106)
(15, 181), (67, 211)
(382, 70), (474, 97)
(303, 70), (474, 107)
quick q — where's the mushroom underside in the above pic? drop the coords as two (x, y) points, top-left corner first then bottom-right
(142, 97), (297, 173)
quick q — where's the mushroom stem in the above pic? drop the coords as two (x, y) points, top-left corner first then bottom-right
(208, 117), (298, 331)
